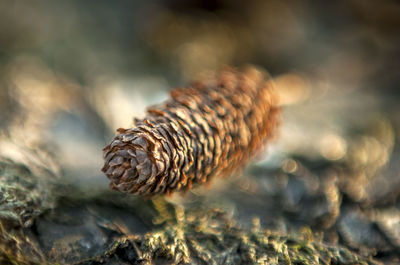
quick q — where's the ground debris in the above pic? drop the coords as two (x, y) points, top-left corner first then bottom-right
(77, 203), (377, 265)
(0, 158), (56, 265)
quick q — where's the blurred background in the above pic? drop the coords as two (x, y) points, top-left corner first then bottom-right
(0, 0), (399, 263)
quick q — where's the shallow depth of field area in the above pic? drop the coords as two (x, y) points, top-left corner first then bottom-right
(0, 1), (399, 264)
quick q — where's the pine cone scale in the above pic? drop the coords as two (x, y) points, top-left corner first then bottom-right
(102, 66), (280, 196)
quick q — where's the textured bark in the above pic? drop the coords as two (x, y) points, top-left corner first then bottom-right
(102, 66), (280, 196)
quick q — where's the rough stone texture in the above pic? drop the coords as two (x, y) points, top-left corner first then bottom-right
(0, 157), (56, 264)
(77, 202), (377, 265)
(0, 154), (382, 265)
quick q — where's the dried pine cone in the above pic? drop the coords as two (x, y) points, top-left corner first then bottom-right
(102, 66), (280, 196)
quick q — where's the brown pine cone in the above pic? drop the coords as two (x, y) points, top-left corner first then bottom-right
(102, 66), (280, 196)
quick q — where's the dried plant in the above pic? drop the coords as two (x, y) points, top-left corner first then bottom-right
(102, 66), (280, 196)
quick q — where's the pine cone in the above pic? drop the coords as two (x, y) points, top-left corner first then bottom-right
(102, 66), (280, 196)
